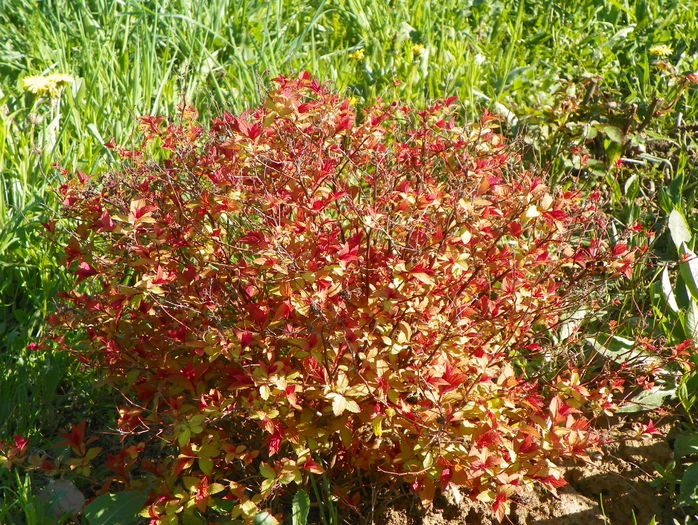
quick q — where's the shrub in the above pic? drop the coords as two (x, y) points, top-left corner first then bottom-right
(46, 73), (638, 523)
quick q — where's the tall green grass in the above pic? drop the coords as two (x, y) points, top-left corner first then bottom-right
(1, 0), (697, 520)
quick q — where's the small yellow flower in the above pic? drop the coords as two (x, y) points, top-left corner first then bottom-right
(649, 44), (673, 57)
(348, 49), (365, 61)
(21, 76), (53, 95)
(49, 73), (74, 85)
(21, 73), (74, 97)
(412, 43), (426, 56)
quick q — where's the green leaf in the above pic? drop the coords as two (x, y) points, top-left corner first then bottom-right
(12, 309), (28, 324)
(177, 428), (191, 448)
(259, 462), (275, 479)
(635, 0), (649, 25)
(87, 123), (106, 145)
(261, 478), (275, 493)
(558, 307), (588, 342)
(678, 372), (698, 414)
(396, 21), (416, 42)
(679, 244), (698, 301)
(199, 457), (213, 475)
(292, 490), (310, 525)
(661, 266), (679, 313)
(659, 188), (675, 215)
(616, 384), (675, 413)
(674, 433), (698, 459)
(679, 463), (698, 505)
(669, 210), (692, 251)
(606, 25), (635, 46)
(686, 298), (698, 341)
(586, 334), (650, 365)
(84, 491), (148, 525)
(624, 174), (639, 201)
(253, 511), (277, 525)
(676, 275), (692, 310)
(604, 172), (622, 202)
(669, 175), (685, 206)
(601, 124), (624, 143)
(422, 450), (434, 469)
(182, 512), (206, 525)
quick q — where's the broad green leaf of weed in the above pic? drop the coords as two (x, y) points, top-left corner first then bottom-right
(674, 432), (698, 459)
(679, 463), (698, 506)
(83, 491), (148, 525)
(669, 209), (692, 251)
(292, 490), (310, 525)
(679, 245), (698, 300)
(660, 265), (679, 313)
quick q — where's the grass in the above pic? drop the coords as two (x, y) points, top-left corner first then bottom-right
(1, 0), (698, 522)
(0, 472), (55, 525)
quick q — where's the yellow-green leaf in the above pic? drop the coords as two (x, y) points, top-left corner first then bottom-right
(330, 393), (347, 416)
(345, 400), (361, 413)
(259, 385), (270, 401)
(260, 463), (275, 479)
(199, 458), (213, 475)
(371, 416), (383, 437)
(177, 428), (191, 448)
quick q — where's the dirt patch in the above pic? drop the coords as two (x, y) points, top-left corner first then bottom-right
(377, 417), (675, 525)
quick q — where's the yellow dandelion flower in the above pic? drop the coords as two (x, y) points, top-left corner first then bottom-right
(348, 49), (365, 61)
(21, 75), (54, 95)
(47, 73), (74, 86)
(20, 73), (73, 97)
(649, 44), (673, 57)
(412, 43), (426, 56)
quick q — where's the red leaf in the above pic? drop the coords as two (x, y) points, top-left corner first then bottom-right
(238, 231), (266, 246)
(13, 435), (29, 454)
(41, 219), (56, 233)
(74, 261), (98, 282)
(57, 421), (87, 456)
(613, 242), (627, 256)
(195, 476), (210, 511)
(268, 432), (282, 456)
(98, 209), (114, 231)
(508, 221), (522, 237)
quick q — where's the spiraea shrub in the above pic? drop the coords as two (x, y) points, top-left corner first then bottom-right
(45, 73), (639, 523)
